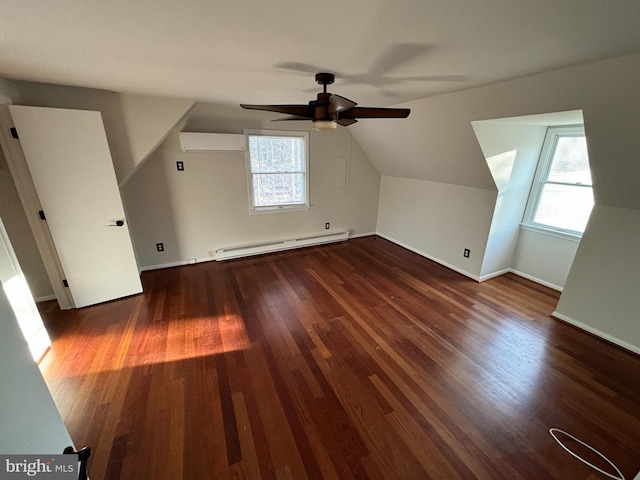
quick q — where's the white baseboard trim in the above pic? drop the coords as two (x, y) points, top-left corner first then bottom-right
(373, 233), (568, 291)
(141, 259), (197, 272)
(350, 231), (377, 239)
(34, 294), (57, 302)
(375, 232), (480, 281)
(509, 269), (563, 292)
(478, 269), (511, 282)
(552, 311), (640, 356)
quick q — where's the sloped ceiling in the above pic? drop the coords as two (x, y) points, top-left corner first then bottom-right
(3, 1), (640, 106)
(2, 0), (640, 188)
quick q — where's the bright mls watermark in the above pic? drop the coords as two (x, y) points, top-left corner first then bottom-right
(0, 455), (76, 479)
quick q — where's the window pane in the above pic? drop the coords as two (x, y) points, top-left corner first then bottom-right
(246, 131), (308, 210)
(548, 136), (592, 185)
(533, 184), (594, 232)
(253, 173), (305, 206)
(249, 136), (305, 173)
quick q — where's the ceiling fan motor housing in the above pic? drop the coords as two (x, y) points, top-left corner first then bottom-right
(313, 92), (332, 121)
(315, 72), (335, 87)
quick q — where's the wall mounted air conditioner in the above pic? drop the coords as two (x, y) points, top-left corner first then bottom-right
(179, 132), (245, 153)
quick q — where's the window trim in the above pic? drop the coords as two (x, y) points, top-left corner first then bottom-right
(522, 125), (592, 238)
(244, 129), (310, 215)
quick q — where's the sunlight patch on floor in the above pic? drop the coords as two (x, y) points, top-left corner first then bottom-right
(40, 314), (251, 377)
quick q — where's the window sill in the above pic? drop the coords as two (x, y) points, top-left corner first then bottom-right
(519, 223), (582, 242)
(248, 205), (310, 215)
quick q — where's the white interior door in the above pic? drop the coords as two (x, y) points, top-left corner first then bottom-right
(9, 105), (142, 308)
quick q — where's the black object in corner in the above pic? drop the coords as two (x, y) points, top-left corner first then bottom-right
(63, 446), (91, 480)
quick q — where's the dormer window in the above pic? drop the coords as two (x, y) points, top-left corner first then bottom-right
(523, 125), (593, 237)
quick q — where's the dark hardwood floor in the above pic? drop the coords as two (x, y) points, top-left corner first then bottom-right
(38, 236), (640, 479)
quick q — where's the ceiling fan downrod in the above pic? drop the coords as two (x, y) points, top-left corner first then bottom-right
(315, 73), (335, 94)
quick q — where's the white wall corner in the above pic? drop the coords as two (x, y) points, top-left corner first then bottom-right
(508, 269), (563, 292)
(478, 268), (511, 282)
(118, 94), (196, 186)
(376, 232), (481, 282)
(555, 204), (640, 353)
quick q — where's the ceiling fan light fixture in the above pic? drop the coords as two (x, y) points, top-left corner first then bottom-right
(312, 120), (337, 132)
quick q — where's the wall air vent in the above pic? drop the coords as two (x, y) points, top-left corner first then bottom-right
(179, 132), (245, 153)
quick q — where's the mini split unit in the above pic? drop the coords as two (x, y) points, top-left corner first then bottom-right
(179, 132), (245, 153)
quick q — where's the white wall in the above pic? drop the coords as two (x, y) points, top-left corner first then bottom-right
(471, 122), (547, 279)
(0, 278), (73, 453)
(512, 229), (579, 290)
(123, 106), (381, 269)
(0, 78), (20, 104)
(377, 176), (496, 278)
(472, 111), (585, 285)
(555, 205), (640, 354)
(15, 81), (194, 183)
(117, 93), (195, 184)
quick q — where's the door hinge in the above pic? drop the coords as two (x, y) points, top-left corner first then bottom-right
(10, 127), (19, 139)
(62, 279), (69, 288)
(38, 210), (46, 220)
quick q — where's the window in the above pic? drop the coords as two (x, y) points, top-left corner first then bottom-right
(245, 130), (309, 213)
(523, 125), (593, 236)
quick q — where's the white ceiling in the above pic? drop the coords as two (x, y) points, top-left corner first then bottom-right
(2, 0), (640, 108)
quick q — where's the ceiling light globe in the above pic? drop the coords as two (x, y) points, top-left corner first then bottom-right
(313, 120), (337, 132)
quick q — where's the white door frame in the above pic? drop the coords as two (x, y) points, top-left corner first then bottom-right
(0, 216), (52, 360)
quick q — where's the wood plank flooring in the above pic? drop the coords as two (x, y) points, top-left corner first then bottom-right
(38, 236), (640, 479)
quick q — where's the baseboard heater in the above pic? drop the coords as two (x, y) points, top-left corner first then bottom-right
(214, 230), (349, 261)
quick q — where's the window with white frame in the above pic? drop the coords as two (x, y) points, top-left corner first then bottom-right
(245, 130), (309, 213)
(523, 125), (593, 236)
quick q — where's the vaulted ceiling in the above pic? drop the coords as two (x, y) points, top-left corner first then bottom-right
(3, 0), (640, 108)
(3, 1), (640, 195)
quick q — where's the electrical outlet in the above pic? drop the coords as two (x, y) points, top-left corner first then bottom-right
(463, 248), (470, 258)
(156, 243), (164, 252)
(325, 222), (330, 229)
(176, 161), (184, 171)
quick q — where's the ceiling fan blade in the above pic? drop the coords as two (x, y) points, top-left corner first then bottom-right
(328, 94), (357, 115)
(368, 43), (431, 75)
(240, 104), (312, 118)
(272, 116), (311, 122)
(274, 62), (328, 74)
(340, 107), (410, 119)
(401, 74), (467, 82)
(337, 118), (358, 126)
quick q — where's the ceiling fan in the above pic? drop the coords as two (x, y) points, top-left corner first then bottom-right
(274, 44), (467, 97)
(240, 72), (410, 131)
